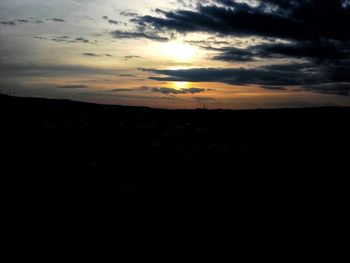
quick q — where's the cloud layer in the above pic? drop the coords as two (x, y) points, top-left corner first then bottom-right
(1, 0), (349, 108)
(128, 0), (350, 95)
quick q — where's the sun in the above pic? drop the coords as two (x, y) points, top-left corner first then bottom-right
(163, 42), (197, 61)
(173, 82), (189, 89)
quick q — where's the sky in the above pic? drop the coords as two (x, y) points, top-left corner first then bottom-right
(1, 0), (350, 109)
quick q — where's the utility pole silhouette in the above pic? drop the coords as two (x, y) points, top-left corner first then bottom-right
(8, 88), (17, 96)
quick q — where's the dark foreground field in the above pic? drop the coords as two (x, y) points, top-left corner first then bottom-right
(1, 94), (349, 260)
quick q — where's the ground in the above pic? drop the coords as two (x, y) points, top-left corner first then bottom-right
(1, 94), (349, 261)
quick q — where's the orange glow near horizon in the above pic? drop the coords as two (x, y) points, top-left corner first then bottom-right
(173, 81), (189, 89)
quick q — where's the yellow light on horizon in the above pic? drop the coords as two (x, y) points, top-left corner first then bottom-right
(173, 81), (189, 89)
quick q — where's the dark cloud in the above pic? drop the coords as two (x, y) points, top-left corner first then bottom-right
(33, 36), (47, 40)
(108, 88), (135, 92)
(106, 86), (206, 95)
(0, 62), (121, 77)
(137, 86), (153, 91)
(131, 0), (350, 62)
(151, 87), (205, 94)
(1, 18), (45, 26)
(256, 41), (349, 61)
(35, 35), (97, 45)
(104, 86), (143, 93)
(108, 20), (119, 25)
(140, 64), (322, 86)
(120, 11), (138, 17)
(301, 83), (350, 96)
(82, 53), (100, 57)
(50, 37), (71, 43)
(136, 0), (350, 41)
(140, 61), (350, 95)
(212, 47), (256, 62)
(211, 41), (349, 62)
(51, 18), (65, 23)
(260, 86), (288, 91)
(75, 37), (90, 43)
(124, 55), (141, 60)
(102, 16), (120, 25)
(16, 19), (30, 23)
(56, 37), (96, 44)
(82, 53), (112, 57)
(34, 20), (44, 24)
(111, 30), (169, 42)
(57, 85), (88, 89)
(1, 21), (16, 26)
(118, 74), (135, 77)
(135, 5), (305, 40)
(186, 38), (231, 48)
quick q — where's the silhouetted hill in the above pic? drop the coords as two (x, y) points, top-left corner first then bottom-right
(2, 94), (349, 261)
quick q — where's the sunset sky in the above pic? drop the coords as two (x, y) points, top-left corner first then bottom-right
(1, 0), (350, 109)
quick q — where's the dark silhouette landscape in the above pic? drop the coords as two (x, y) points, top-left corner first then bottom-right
(2, 93), (349, 261)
